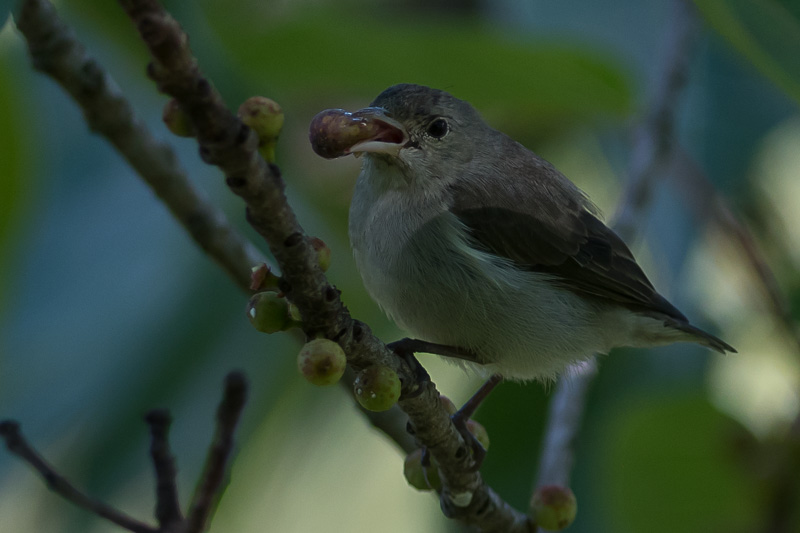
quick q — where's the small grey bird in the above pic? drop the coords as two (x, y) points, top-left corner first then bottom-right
(310, 83), (735, 384)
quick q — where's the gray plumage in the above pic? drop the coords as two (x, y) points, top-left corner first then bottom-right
(339, 83), (734, 381)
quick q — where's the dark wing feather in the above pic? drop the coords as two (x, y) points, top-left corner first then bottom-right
(450, 188), (687, 322)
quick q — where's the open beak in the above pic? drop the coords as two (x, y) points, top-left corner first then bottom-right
(346, 107), (407, 157)
(309, 107), (407, 159)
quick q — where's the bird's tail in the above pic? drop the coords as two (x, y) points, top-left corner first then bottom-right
(668, 319), (737, 354)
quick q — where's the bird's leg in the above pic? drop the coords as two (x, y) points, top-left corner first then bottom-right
(454, 374), (502, 422)
(389, 338), (481, 362)
(388, 338), (431, 399)
(389, 339), (499, 470)
(388, 338), (479, 399)
(452, 374), (503, 471)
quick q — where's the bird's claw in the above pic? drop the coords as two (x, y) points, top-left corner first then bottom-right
(451, 410), (487, 472)
(388, 339), (431, 399)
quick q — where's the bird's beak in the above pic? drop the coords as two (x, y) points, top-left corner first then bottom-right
(347, 107), (407, 157)
(308, 107), (407, 159)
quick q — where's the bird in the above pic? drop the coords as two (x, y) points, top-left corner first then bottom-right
(309, 83), (735, 387)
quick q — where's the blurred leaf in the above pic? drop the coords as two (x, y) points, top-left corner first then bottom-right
(694, 0), (800, 106)
(1, 0), (11, 28)
(201, 5), (632, 127)
(0, 50), (31, 312)
(601, 392), (759, 533)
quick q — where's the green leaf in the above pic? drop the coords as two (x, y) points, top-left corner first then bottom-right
(600, 392), (759, 533)
(202, 5), (632, 127)
(694, 0), (800, 105)
(0, 50), (32, 312)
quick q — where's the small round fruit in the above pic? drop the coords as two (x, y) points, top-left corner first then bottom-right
(246, 292), (290, 333)
(162, 98), (195, 137)
(403, 449), (441, 492)
(238, 96), (284, 162)
(531, 485), (577, 531)
(297, 339), (347, 386)
(238, 96), (284, 140)
(310, 237), (332, 272)
(403, 449), (429, 491)
(466, 419), (490, 452)
(249, 263), (279, 291)
(308, 108), (385, 159)
(353, 365), (401, 412)
(439, 395), (457, 415)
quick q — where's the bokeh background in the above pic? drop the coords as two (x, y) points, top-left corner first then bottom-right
(1, 0), (799, 532)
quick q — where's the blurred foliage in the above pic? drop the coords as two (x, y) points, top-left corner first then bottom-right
(694, 0), (800, 106)
(0, 1), (10, 27)
(0, 47), (30, 311)
(200, 3), (632, 126)
(601, 392), (758, 532)
(1, 1), (799, 533)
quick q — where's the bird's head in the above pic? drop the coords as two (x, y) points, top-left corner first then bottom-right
(310, 84), (488, 188)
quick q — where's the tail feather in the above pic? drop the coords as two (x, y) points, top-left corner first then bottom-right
(668, 319), (737, 354)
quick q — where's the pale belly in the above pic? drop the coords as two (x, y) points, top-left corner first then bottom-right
(352, 215), (612, 381)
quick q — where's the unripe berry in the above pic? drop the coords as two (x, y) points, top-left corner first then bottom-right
(288, 302), (302, 322)
(403, 449), (441, 492)
(403, 449), (428, 490)
(531, 485), (577, 531)
(466, 419), (490, 452)
(297, 339), (347, 386)
(309, 237), (332, 272)
(353, 365), (401, 412)
(249, 263), (280, 291)
(246, 292), (291, 333)
(439, 395), (457, 415)
(162, 98), (195, 137)
(238, 96), (284, 162)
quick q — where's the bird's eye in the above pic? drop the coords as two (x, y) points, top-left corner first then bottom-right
(426, 118), (449, 139)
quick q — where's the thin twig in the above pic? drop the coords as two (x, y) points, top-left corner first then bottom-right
(0, 421), (157, 533)
(1, 372), (252, 533)
(185, 371), (248, 533)
(116, 1), (532, 530)
(611, 0), (700, 239)
(534, 360), (597, 488)
(14, 0), (266, 292)
(534, 0), (700, 497)
(145, 409), (184, 528)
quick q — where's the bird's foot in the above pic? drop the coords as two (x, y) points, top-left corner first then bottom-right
(388, 339), (431, 399)
(389, 338), (482, 399)
(451, 374), (502, 471)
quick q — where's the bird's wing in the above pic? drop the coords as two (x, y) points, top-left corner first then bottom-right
(447, 168), (687, 321)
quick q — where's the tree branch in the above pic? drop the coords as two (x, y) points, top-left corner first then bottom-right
(0, 420), (157, 533)
(1, 371), (249, 533)
(115, 0), (531, 529)
(611, 0), (700, 240)
(14, 0), (266, 293)
(534, 360), (597, 489)
(535, 0), (700, 496)
(14, 0), (417, 468)
(144, 410), (183, 528)
(185, 371), (248, 533)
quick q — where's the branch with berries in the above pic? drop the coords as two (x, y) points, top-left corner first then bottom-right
(11, 0), (535, 531)
(119, 0), (531, 527)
